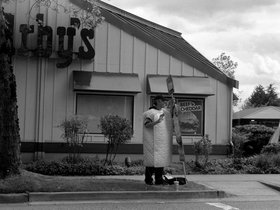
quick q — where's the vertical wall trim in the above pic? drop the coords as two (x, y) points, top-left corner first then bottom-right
(119, 30), (122, 73)
(23, 58), (28, 140)
(180, 62), (183, 76)
(168, 55), (171, 74)
(65, 67), (69, 117)
(51, 63), (55, 141)
(228, 87), (233, 143)
(41, 58), (48, 143)
(132, 37), (135, 73)
(34, 56), (45, 159)
(156, 49), (159, 74)
(35, 59), (40, 146)
(144, 43), (148, 109)
(106, 23), (109, 72)
(215, 81), (219, 144)
(50, 2), (59, 141)
(93, 27), (96, 72)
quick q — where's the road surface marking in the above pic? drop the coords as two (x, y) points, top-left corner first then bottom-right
(207, 202), (239, 210)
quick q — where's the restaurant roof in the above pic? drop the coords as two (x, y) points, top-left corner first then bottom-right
(233, 106), (280, 120)
(70, 0), (239, 89)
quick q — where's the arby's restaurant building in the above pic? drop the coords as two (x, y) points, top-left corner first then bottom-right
(4, 0), (239, 162)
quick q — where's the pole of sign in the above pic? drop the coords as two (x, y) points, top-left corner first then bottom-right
(166, 75), (187, 183)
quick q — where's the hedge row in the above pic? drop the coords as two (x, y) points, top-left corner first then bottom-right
(24, 153), (280, 176)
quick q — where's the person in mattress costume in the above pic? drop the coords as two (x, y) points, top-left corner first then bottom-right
(143, 95), (174, 185)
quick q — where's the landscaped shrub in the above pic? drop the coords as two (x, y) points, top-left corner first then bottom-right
(254, 154), (271, 172)
(233, 124), (275, 156)
(99, 115), (133, 165)
(193, 134), (212, 168)
(23, 154), (280, 176)
(261, 143), (280, 154)
(271, 154), (280, 167)
(58, 116), (88, 164)
(24, 160), (101, 176)
(23, 159), (145, 176)
(232, 128), (249, 158)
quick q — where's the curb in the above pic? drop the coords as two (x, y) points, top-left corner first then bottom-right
(0, 190), (226, 203)
(0, 193), (28, 203)
(260, 181), (280, 192)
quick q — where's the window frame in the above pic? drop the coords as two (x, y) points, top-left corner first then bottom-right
(150, 95), (205, 136)
(75, 92), (135, 134)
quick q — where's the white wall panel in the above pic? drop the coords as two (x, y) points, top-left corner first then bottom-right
(145, 44), (157, 75)
(158, 50), (170, 75)
(120, 31), (133, 73)
(43, 60), (55, 141)
(170, 57), (181, 76)
(194, 68), (206, 77)
(204, 78), (218, 143)
(182, 63), (194, 76)
(216, 82), (231, 144)
(52, 68), (68, 141)
(132, 38), (146, 143)
(95, 22), (108, 72)
(107, 24), (120, 73)
(25, 58), (38, 142)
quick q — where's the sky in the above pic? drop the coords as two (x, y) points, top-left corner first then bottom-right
(105, 0), (280, 110)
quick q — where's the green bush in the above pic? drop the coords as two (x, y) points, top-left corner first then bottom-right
(23, 158), (145, 176)
(233, 124), (275, 156)
(100, 115), (133, 165)
(232, 128), (249, 158)
(24, 160), (100, 176)
(23, 154), (280, 176)
(261, 143), (280, 154)
(271, 154), (280, 167)
(58, 116), (88, 163)
(255, 154), (271, 172)
(193, 134), (212, 168)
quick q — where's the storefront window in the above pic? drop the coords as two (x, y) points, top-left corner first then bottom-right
(177, 98), (204, 136)
(76, 94), (133, 134)
(151, 96), (204, 136)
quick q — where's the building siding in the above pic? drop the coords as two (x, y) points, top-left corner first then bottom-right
(4, 0), (234, 160)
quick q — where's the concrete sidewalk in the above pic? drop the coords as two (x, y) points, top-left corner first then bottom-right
(1, 174), (280, 203)
(95, 174), (280, 200)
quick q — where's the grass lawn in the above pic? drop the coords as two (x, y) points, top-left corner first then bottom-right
(0, 170), (209, 194)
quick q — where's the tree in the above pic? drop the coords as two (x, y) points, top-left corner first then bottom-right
(266, 84), (280, 106)
(212, 52), (238, 79)
(0, 0), (103, 178)
(0, 2), (21, 178)
(212, 52), (239, 106)
(242, 84), (280, 109)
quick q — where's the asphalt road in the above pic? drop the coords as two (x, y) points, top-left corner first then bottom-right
(1, 198), (280, 210)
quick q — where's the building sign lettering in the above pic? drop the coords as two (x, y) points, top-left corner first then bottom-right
(17, 13), (95, 68)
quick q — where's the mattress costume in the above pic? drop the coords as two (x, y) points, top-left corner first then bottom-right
(143, 108), (173, 167)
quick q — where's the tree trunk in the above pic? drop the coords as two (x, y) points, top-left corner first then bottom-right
(0, 6), (21, 178)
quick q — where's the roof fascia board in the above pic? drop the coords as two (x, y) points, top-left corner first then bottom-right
(98, 1), (182, 37)
(70, 0), (181, 37)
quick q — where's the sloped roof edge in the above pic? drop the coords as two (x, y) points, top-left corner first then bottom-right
(97, 1), (182, 37)
(233, 106), (280, 119)
(70, 0), (239, 89)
